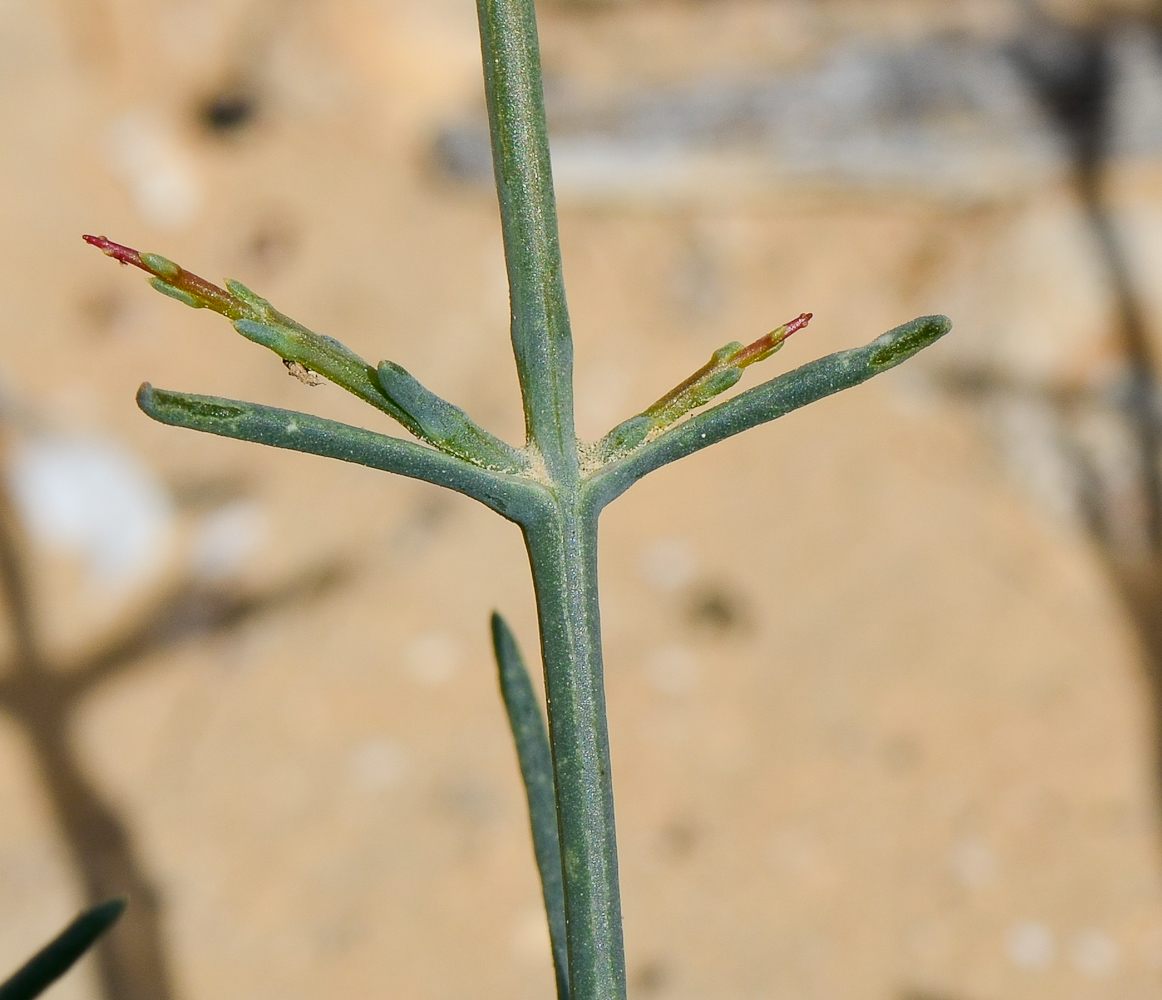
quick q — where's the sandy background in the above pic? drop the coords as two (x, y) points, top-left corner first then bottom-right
(1, 1), (1162, 998)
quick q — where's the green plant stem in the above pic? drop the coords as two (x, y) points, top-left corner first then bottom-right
(473, 5), (626, 985)
(476, 0), (577, 482)
(523, 493), (625, 1000)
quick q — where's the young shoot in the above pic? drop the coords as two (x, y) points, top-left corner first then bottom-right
(85, 2), (951, 997)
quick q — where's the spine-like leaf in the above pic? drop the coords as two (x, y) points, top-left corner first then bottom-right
(136, 385), (548, 524)
(0, 899), (125, 1000)
(587, 315), (952, 508)
(377, 362), (528, 473)
(491, 612), (569, 1000)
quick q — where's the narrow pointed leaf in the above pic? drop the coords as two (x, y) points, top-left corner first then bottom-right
(0, 899), (125, 1000)
(137, 385), (548, 524)
(491, 612), (569, 1000)
(587, 315), (951, 508)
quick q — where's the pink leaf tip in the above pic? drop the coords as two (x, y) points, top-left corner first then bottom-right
(83, 234), (146, 270)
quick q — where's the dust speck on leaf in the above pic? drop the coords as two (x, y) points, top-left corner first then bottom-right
(284, 359), (324, 386)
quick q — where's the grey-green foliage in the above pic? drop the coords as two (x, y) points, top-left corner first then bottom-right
(0, 900), (124, 1000)
(87, 0), (950, 997)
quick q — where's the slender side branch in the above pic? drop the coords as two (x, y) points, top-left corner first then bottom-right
(83, 236), (399, 418)
(491, 612), (569, 1000)
(597, 313), (812, 461)
(586, 315), (951, 509)
(85, 236), (525, 473)
(137, 385), (547, 523)
(476, 0), (578, 481)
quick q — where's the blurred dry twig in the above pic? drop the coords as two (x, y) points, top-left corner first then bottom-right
(0, 467), (347, 1000)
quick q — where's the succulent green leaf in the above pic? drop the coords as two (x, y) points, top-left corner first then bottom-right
(491, 612), (569, 1000)
(376, 362), (528, 472)
(139, 253), (181, 279)
(586, 315), (952, 509)
(223, 279), (271, 314)
(148, 279), (202, 310)
(674, 367), (743, 415)
(596, 414), (652, 463)
(0, 899), (125, 1000)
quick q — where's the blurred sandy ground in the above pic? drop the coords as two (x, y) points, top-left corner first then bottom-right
(0, 0), (1161, 998)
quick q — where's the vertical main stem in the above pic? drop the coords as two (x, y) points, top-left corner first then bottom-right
(524, 495), (626, 1000)
(476, 0), (578, 482)
(477, 0), (621, 992)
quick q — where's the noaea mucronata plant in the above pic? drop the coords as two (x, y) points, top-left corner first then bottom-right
(81, 1), (951, 997)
